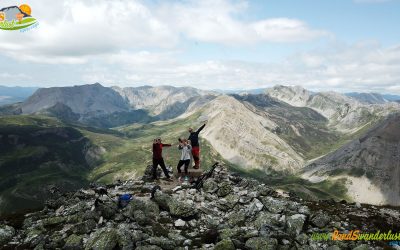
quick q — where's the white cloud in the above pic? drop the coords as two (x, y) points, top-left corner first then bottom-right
(79, 42), (400, 94)
(0, 0), (177, 64)
(162, 0), (329, 45)
(0, 0), (397, 94)
(0, 0), (328, 64)
(251, 18), (329, 43)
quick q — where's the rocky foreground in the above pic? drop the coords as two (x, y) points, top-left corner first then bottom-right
(1, 165), (400, 249)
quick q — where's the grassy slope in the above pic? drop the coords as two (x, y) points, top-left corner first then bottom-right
(229, 165), (349, 201)
(0, 116), (92, 215)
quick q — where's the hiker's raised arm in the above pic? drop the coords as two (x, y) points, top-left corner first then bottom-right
(196, 122), (206, 134)
(162, 143), (172, 147)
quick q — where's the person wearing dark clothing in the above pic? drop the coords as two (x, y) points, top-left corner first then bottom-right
(188, 121), (207, 169)
(152, 138), (172, 180)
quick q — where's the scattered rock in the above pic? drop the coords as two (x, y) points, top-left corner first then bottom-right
(286, 214), (306, 236)
(214, 239), (235, 250)
(2, 164), (398, 250)
(174, 219), (186, 227)
(217, 182), (233, 197)
(169, 199), (197, 219)
(85, 228), (119, 250)
(64, 234), (83, 250)
(245, 237), (277, 250)
(145, 236), (176, 250)
(0, 225), (15, 246)
(310, 211), (331, 228)
(203, 179), (218, 193)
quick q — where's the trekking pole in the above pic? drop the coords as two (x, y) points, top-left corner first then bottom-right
(192, 162), (219, 190)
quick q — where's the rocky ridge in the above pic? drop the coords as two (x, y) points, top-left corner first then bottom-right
(266, 85), (400, 132)
(112, 85), (217, 116)
(303, 113), (400, 206)
(1, 164), (400, 249)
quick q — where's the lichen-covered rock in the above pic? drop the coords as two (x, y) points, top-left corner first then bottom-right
(85, 227), (135, 250)
(310, 211), (331, 228)
(85, 228), (119, 250)
(64, 234), (83, 250)
(169, 199), (197, 219)
(286, 214), (306, 236)
(245, 237), (277, 250)
(203, 179), (218, 193)
(96, 201), (117, 219)
(253, 212), (283, 230)
(217, 194), (239, 211)
(214, 239), (236, 250)
(72, 219), (96, 234)
(116, 225), (136, 250)
(24, 227), (45, 247)
(245, 198), (264, 217)
(260, 196), (287, 213)
(219, 227), (243, 240)
(0, 225), (15, 245)
(136, 245), (162, 250)
(145, 236), (176, 250)
(295, 233), (308, 245)
(217, 182), (233, 197)
(133, 210), (150, 226)
(47, 232), (65, 249)
(153, 191), (172, 211)
(42, 216), (67, 227)
(257, 185), (277, 197)
(125, 199), (159, 218)
(168, 232), (186, 246)
(227, 210), (246, 227)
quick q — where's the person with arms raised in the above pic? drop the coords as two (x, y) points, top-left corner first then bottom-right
(177, 138), (192, 181)
(152, 137), (172, 180)
(188, 121), (207, 169)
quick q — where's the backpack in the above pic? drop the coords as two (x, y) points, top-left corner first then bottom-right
(118, 194), (133, 208)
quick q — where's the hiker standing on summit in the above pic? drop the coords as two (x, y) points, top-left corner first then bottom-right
(152, 138), (172, 180)
(188, 121), (207, 169)
(177, 138), (192, 179)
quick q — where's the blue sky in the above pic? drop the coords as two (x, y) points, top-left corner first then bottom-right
(0, 0), (399, 94)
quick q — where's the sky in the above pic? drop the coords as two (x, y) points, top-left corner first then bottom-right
(0, 0), (399, 94)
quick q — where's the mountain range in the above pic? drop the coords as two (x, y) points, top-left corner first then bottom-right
(1, 83), (400, 215)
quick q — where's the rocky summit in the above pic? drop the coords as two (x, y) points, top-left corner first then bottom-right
(1, 165), (400, 250)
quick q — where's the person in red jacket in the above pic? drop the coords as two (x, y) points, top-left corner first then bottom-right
(152, 137), (172, 180)
(188, 121), (207, 169)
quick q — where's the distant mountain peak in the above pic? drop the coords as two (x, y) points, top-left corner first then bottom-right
(21, 83), (129, 115)
(266, 85), (312, 107)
